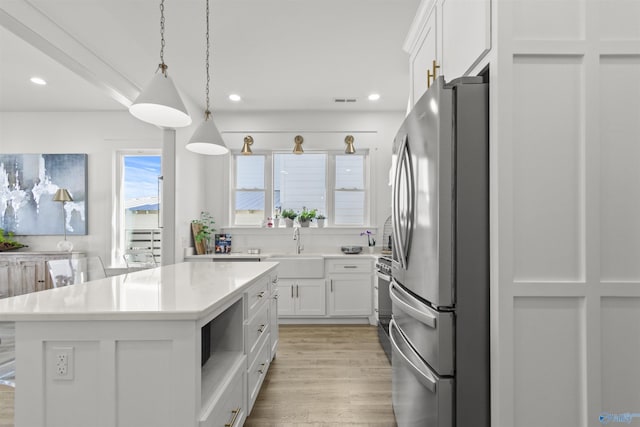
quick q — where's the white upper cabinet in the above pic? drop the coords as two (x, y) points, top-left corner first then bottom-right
(440, 0), (491, 79)
(405, 1), (438, 107)
(404, 0), (491, 106)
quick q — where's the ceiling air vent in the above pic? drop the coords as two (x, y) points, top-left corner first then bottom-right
(334, 98), (358, 103)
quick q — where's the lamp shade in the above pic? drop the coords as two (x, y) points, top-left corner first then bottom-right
(186, 115), (229, 155)
(129, 72), (192, 128)
(241, 136), (254, 155)
(53, 188), (73, 202)
(345, 135), (356, 154)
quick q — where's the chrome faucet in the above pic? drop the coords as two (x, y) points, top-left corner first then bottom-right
(293, 227), (303, 254)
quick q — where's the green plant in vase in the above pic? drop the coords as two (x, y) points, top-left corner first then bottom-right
(298, 208), (317, 227)
(281, 209), (297, 228)
(316, 214), (326, 228)
(191, 211), (216, 254)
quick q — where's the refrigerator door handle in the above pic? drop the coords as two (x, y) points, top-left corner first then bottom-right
(392, 135), (409, 270)
(401, 137), (415, 264)
(389, 281), (437, 328)
(389, 319), (437, 392)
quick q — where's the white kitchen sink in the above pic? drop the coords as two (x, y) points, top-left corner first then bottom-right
(269, 255), (324, 278)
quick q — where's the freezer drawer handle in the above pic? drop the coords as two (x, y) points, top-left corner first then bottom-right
(389, 281), (436, 328)
(389, 319), (437, 392)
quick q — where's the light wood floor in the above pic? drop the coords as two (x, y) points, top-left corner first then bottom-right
(0, 325), (395, 427)
(245, 325), (396, 427)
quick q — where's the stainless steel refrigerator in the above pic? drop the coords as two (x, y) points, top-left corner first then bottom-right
(390, 76), (490, 427)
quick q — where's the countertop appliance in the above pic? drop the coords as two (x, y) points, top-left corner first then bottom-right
(390, 76), (489, 427)
(375, 255), (392, 362)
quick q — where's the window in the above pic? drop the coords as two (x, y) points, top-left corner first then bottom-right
(232, 151), (368, 226)
(334, 154), (365, 225)
(115, 151), (162, 265)
(234, 155), (266, 225)
(274, 153), (326, 216)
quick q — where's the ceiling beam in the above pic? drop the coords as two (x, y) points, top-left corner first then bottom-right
(0, 0), (139, 108)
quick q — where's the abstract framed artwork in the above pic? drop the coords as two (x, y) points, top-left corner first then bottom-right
(0, 154), (88, 236)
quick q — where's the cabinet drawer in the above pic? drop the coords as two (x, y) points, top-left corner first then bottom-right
(327, 259), (372, 274)
(247, 337), (270, 413)
(199, 364), (246, 427)
(245, 302), (270, 365)
(247, 277), (269, 317)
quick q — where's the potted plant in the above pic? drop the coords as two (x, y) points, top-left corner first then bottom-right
(316, 214), (326, 228)
(281, 209), (297, 228)
(298, 208), (317, 227)
(191, 211), (216, 255)
(360, 230), (376, 253)
(0, 228), (26, 251)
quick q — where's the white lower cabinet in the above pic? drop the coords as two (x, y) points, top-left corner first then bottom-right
(278, 279), (326, 316)
(275, 258), (374, 322)
(269, 274), (279, 358)
(326, 259), (373, 317)
(247, 336), (271, 412)
(199, 362), (246, 427)
(328, 276), (373, 316)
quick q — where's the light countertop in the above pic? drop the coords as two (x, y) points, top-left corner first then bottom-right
(0, 261), (277, 322)
(185, 251), (383, 260)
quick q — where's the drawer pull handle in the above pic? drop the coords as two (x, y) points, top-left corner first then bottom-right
(37, 280), (45, 283)
(258, 324), (266, 333)
(225, 408), (241, 427)
(258, 363), (267, 374)
(258, 291), (266, 298)
(344, 265), (357, 269)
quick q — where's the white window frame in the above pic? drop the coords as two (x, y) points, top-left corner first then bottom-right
(230, 150), (369, 227)
(113, 149), (162, 266)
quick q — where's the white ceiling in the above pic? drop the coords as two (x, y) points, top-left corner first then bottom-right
(0, 0), (421, 113)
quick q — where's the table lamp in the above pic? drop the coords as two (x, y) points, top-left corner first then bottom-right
(53, 188), (73, 252)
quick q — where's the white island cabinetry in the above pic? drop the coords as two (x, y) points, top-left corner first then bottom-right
(0, 261), (278, 427)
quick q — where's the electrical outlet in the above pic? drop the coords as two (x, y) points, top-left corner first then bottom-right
(52, 347), (74, 380)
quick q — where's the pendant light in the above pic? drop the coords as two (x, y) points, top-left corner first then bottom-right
(293, 135), (304, 154)
(129, 0), (191, 128)
(344, 135), (356, 154)
(186, 0), (229, 155)
(241, 136), (254, 154)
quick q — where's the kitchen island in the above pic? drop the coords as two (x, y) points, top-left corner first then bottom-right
(0, 261), (278, 427)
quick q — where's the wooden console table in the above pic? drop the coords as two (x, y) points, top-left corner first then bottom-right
(0, 251), (84, 297)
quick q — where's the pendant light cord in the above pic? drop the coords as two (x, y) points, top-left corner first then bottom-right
(159, 0), (167, 76)
(204, 0), (211, 118)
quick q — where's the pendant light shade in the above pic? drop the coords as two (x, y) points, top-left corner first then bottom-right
(186, 112), (229, 155)
(130, 70), (192, 128)
(186, 0), (228, 155)
(129, 0), (191, 128)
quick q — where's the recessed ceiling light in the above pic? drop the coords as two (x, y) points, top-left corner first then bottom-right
(368, 93), (380, 101)
(229, 94), (241, 102)
(30, 77), (47, 86)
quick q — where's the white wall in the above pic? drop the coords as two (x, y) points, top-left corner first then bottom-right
(1, 110), (404, 264)
(0, 111), (205, 265)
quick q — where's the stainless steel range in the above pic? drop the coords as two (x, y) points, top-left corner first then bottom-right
(375, 255), (392, 362)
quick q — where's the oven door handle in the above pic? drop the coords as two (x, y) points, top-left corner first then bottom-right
(389, 319), (437, 392)
(389, 281), (436, 328)
(375, 271), (391, 282)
